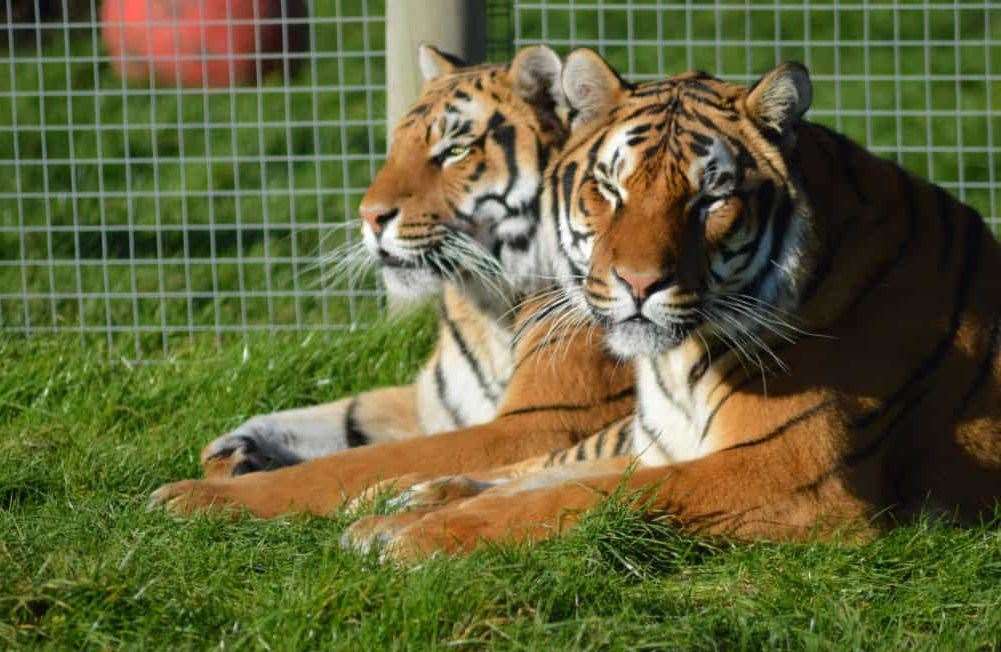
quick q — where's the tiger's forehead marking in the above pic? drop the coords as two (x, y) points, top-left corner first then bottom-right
(574, 74), (749, 205)
(594, 122), (647, 180)
(396, 66), (510, 140)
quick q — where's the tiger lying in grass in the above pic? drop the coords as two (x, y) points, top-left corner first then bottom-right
(150, 46), (636, 513)
(340, 50), (1001, 560)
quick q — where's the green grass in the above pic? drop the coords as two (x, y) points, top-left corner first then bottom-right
(3, 322), (1001, 650)
(3, 11), (1001, 646)
(2, 3), (1000, 357)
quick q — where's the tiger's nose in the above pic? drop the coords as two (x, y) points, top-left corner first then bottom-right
(359, 204), (398, 234)
(614, 268), (671, 301)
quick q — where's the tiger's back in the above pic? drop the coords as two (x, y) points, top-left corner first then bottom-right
(784, 123), (1001, 519)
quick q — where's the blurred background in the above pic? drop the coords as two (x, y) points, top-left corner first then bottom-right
(1, 0), (999, 359)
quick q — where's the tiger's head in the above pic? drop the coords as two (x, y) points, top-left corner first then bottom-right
(553, 50), (817, 358)
(357, 44), (566, 304)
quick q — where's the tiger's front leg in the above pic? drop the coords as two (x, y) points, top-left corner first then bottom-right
(153, 297), (635, 518)
(201, 385), (421, 479)
(201, 291), (514, 479)
(149, 414), (598, 517)
(350, 415), (635, 511)
(344, 439), (878, 561)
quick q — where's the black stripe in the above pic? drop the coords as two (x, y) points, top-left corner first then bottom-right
(433, 360), (464, 428)
(824, 214), (984, 476)
(612, 421), (632, 455)
(512, 331), (565, 372)
(797, 126), (866, 305)
(720, 399), (836, 453)
(562, 162), (591, 246)
(499, 386), (635, 418)
(408, 103), (431, 117)
(688, 352), (712, 388)
(649, 359), (693, 422)
(586, 132), (608, 171)
(491, 123), (519, 199)
(793, 388), (930, 499)
(575, 442), (587, 462)
(467, 160), (487, 182)
(594, 426), (609, 458)
(344, 398), (369, 448)
(441, 309), (500, 403)
(626, 124), (653, 137)
(738, 189), (792, 299)
(933, 185), (955, 270)
(683, 109), (756, 173)
(845, 389), (929, 469)
(536, 136), (550, 179)
(699, 373), (754, 442)
(718, 187), (773, 275)
(955, 312), (1001, 419)
(844, 167), (920, 314)
(852, 214), (982, 431)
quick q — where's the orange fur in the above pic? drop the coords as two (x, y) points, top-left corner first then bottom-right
(347, 55), (1001, 559)
(183, 46), (642, 490)
(150, 296), (635, 516)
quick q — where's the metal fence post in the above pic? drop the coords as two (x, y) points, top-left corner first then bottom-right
(385, 0), (487, 142)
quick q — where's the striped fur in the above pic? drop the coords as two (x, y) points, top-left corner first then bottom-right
(339, 53), (1001, 560)
(151, 48), (638, 513)
(200, 46), (580, 478)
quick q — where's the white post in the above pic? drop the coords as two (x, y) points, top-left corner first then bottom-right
(384, 0), (487, 140)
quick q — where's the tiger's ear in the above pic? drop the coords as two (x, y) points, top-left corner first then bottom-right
(562, 48), (628, 131)
(418, 44), (467, 81)
(509, 45), (564, 108)
(745, 62), (812, 137)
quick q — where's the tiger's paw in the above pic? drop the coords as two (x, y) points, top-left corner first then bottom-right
(388, 475), (499, 510)
(347, 473), (501, 512)
(341, 488), (581, 563)
(147, 479), (240, 516)
(339, 510), (432, 557)
(200, 418), (304, 478)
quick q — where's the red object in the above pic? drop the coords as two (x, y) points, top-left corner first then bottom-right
(102, 0), (306, 87)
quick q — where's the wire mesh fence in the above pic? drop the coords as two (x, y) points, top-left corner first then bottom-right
(1, 0), (389, 358)
(2, 1), (999, 358)
(512, 1), (1000, 231)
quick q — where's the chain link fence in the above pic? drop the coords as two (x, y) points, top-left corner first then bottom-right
(2, 1), (999, 358)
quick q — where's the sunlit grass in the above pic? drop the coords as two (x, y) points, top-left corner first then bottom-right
(2, 320), (1000, 649)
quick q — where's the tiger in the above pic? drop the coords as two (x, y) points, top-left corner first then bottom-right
(148, 47), (637, 515)
(339, 49), (1001, 561)
(198, 44), (609, 479)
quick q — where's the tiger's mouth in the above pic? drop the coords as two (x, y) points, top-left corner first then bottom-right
(377, 250), (421, 269)
(376, 244), (466, 282)
(603, 311), (703, 357)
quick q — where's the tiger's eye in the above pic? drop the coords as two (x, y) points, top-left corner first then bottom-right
(443, 145), (469, 161)
(704, 197), (744, 243)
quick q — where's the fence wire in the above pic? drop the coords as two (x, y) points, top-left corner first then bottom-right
(1, 0), (387, 358)
(512, 1), (1000, 230)
(1, 1), (999, 358)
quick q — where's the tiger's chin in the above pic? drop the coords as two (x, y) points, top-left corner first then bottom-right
(605, 318), (698, 359)
(381, 267), (443, 302)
